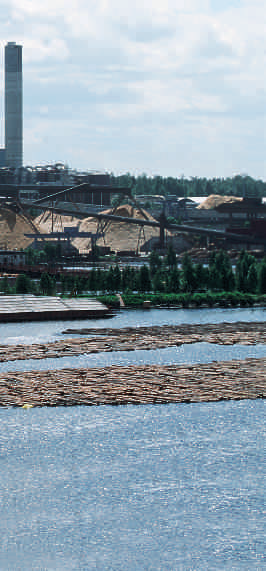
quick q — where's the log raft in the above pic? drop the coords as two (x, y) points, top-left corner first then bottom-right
(0, 358), (265, 407)
(0, 321), (265, 362)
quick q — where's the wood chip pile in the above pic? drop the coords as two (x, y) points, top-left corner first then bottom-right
(34, 211), (81, 232)
(0, 208), (37, 250)
(74, 204), (160, 253)
(197, 194), (242, 210)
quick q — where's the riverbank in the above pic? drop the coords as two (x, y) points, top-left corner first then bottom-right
(0, 321), (265, 362)
(0, 358), (265, 407)
(98, 291), (266, 309)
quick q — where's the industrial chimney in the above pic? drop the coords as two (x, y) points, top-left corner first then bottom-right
(5, 42), (23, 169)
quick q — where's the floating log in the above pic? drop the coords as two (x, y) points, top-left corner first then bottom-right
(0, 321), (265, 362)
(0, 358), (265, 407)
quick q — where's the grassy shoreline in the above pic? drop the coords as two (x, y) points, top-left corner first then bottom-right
(97, 291), (266, 309)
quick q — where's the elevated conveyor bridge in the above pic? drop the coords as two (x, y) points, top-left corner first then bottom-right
(19, 183), (266, 249)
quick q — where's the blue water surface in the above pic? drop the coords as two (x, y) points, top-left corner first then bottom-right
(1, 306), (265, 345)
(0, 401), (265, 570)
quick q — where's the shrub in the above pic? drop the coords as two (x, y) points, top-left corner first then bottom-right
(97, 295), (120, 308)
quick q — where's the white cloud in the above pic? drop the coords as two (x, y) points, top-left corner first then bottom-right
(23, 38), (69, 62)
(0, 0), (265, 178)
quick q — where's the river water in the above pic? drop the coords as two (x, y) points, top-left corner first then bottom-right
(0, 308), (265, 570)
(1, 342), (266, 373)
(0, 402), (265, 570)
(1, 306), (266, 345)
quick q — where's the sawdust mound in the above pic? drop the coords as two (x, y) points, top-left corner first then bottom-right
(101, 204), (154, 221)
(197, 194), (242, 210)
(0, 208), (38, 250)
(35, 211), (81, 233)
(34, 205), (190, 254)
(33, 206), (156, 253)
(74, 205), (158, 253)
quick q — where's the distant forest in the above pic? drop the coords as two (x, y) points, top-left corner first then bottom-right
(110, 173), (266, 198)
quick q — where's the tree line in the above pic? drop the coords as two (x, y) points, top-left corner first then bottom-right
(110, 173), (266, 198)
(2, 248), (266, 296)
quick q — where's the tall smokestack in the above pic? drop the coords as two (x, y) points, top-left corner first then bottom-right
(5, 41), (23, 168)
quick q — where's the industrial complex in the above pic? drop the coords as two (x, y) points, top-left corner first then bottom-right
(0, 41), (117, 208)
(0, 41), (266, 268)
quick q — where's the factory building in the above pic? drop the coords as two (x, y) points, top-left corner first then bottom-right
(0, 42), (120, 208)
(0, 162), (117, 207)
(4, 42), (23, 169)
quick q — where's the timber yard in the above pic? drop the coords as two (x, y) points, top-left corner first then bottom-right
(0, 42), (265, 408)
(1, 19), (265, 570)
(0, 163), (265, 407)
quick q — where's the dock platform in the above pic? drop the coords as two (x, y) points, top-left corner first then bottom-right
(0, 295), (112, 322)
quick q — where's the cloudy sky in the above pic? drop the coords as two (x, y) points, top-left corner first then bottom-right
(0, 0), (265, 179)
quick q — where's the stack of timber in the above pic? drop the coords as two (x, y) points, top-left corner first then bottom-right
(0, 295), (111, 322)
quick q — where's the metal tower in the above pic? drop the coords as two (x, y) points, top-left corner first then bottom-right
(5, 42), (23, 168)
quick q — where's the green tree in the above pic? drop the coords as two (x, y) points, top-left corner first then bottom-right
(127, 267), (138, 292)
(257, 259), (266, 294)
(122, 266), (132, 291)
(105, 267), (115, 292)
(208, 265), (220, 290)
(153, 269), (165, 292)
(65, 274), (75, 293)
(216, 250), (235, 291)
(208, 250), (234, 291)
(113, 265), (121, 291)
(25, 247), (36, 265)
(167, 267), (180, 293)
(246, 263), (258, 293)
(110, 173), (266, 200)
(44, 243), (56, 262)
(1, 276), (11, 294)
(74, 276), (85, 294)
(236, 250), (256, 292)
(88, 268), (97, 292)
(40, 273), (56, 295)
(181, 254), (196, 292)
(15, 273), (32, 294)
(165, 244), (177, 269)
(139, 265), (151, 292)
(149, 250), (162, 276)
(195, 263), (208, 290)
(60, 274), (67, 295)
(96, 269), (104, 292)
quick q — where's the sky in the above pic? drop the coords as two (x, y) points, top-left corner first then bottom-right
(0, 0), (265, 179)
